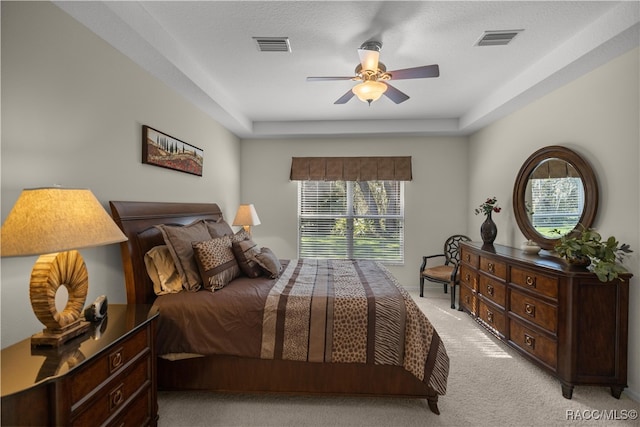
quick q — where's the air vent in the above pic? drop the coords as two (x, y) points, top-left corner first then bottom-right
(253, 37), (291, 52)
(475, 30), (523, 46)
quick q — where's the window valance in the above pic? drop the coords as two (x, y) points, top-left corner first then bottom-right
(290, 156), (412, 181)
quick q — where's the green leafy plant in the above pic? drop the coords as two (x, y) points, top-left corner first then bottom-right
(554, 225), (633, 282)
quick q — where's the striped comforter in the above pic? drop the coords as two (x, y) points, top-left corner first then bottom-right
(260, 259), (449, 396)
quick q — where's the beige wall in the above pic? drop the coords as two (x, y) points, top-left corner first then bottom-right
(238, 136), (469, 286)
(1, 2), (241, 347)
(468, 48), (640, 400)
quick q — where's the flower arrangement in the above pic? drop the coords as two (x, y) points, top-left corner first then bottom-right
(474, 197), (502, 216)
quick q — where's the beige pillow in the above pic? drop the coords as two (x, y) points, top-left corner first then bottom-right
(254, 247), (282, 279)
(232, 238), (262, 278)
(156, 220), (212, 291)
(144, 245), (183, 295)
(192, 236), (241, 291)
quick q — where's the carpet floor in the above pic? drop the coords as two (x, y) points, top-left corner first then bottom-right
(157, 286), (639, 426)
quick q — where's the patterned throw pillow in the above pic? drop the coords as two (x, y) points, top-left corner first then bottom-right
(232, 238), (262, 278)
(192, 236), (240, 291)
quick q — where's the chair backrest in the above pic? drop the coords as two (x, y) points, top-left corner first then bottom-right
(443, 235), (471, 265)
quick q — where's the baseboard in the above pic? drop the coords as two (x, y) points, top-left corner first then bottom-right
(623, 387), (639, 402)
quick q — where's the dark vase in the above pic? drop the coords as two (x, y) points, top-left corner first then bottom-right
(480, 211), (498, 244)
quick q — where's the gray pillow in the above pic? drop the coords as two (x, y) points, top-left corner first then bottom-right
(156, 220), (212, 291)
(232, 238), (262, 278)
(254, 247), (282, 279)
(205, 218), (234, 238)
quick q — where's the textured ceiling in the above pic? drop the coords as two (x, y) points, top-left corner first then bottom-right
(55, 1), (639, 139)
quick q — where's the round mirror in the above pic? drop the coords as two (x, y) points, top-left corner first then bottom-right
(513, 146), (598, 250)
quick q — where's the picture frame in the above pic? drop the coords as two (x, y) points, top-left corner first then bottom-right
(142, 125), (203, 176)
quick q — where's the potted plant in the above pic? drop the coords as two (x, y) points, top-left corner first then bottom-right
(554, 225), (633, 282)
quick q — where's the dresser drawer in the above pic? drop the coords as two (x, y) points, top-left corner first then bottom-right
(479, 256), (507, 280)
(460, 246), (479, 268)
(72, 355), (151, 426)
(70, 326), (149, 409)
(478, 300), (506, 336)
(460, 264), (478, 291)
(510, 319), (557, 369)
(478, 275), (506, 308)
(510, 290), (557, 334)
(511, 266), (558, 299)
(109, 386), (154, 427)
(460, 284), (477, 315)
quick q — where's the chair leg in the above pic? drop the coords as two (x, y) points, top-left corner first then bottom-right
(443, 283), (448, 294)
(420, 277), (424, 298)
(450, 283), (456, 309)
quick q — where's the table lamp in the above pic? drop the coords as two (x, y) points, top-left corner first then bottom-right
(1, 187), (128, 346)
(232, 204), (261, 235)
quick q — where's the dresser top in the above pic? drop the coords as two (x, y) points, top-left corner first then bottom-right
(1, 304), (158, 397)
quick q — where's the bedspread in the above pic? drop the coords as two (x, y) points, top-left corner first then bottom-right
(260, 259), (449, 396)
(152, 258), (448, 396)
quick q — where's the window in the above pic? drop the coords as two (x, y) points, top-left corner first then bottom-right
(298, 180), (404, 264)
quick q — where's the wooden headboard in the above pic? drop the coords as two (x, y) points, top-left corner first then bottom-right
(109, 201), (224, 305)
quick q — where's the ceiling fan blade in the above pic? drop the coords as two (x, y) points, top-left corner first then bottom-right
(387, 64), (440, 80)
(334, 89), (355, 104)
(383, 82), (410, 104)
(358, 48), (380, 72)
(307, 76), (353, 81)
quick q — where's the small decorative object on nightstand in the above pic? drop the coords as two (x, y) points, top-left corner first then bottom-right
(232, 203), (261, 235)
(1, 187), (127, 347)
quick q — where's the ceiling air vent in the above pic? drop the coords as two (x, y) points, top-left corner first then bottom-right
(475, 30), (523, 46)
(253, 37), (291, 52)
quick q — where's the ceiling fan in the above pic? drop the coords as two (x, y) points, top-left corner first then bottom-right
(307, 41), (440, 105)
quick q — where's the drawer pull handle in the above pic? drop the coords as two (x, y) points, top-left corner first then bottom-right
(525, 303), (535, 317)
(487, 284), (494, 296)
(110, 385), (124, 411)
(524, 334), (535, 349)
(466, 254), (471, 262)
(465, 295), (470, 304)
(488, 263), (495, 273)
(487, 310), (494, 323)
(526, 275), (536, 287)
(465, 273), (471, 282)
(110, 349), (124, 372)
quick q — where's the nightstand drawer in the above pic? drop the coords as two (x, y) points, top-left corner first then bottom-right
(71, 325), (149, 409)
(511, 267), (558, 299)
(72, 355), (150, 426)
(479, 256), (506, 280)
(478, 275), (506, 308)
(478, 300), (505, 336)
(510, 319), (557, 369)
(510, 290), (557, 334)
(109, 386), (154, 427)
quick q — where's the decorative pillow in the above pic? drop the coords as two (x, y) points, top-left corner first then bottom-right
(192, 236), (241, 291)
(254, 247), (282, 279)
(156, 220), (212, 291)
(205, 217), (234, 238)
(232, 238), (262, 278)
(231, 228), (252, 243)
(144, 245), (183, 295)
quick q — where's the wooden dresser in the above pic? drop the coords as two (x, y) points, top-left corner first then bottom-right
(458, 241), (631, 399)
(1, 304), (158, 426)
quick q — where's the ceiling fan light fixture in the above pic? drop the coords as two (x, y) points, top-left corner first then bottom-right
(352, 80), (387, 105)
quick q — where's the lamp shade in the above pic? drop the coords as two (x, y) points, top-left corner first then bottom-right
(352, 80), (387, 104)
(232, 204), (261, 227)
(1, 187), (127, 257)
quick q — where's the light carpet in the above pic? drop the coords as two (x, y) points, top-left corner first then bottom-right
(157, 286), (639, 426)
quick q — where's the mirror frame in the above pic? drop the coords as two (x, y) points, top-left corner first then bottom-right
(513, 145), (599, 250)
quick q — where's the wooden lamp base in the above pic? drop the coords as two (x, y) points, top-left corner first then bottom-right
(29, 250), (90, 347)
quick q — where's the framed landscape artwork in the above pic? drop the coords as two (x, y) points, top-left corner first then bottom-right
(142, 125), (203, 176)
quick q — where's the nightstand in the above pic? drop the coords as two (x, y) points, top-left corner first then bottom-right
(1, 304), (159, 426)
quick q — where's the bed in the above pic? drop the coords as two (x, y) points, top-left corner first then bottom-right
(109, 200), (449, 414)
